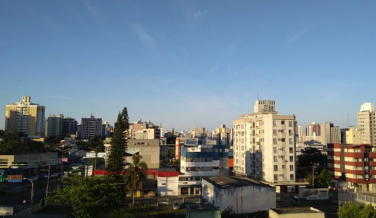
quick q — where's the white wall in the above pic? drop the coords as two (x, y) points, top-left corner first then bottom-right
(157, 176), (179, 196)
(202, 180), (276, 214)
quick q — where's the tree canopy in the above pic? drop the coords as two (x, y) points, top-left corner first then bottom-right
(106, 107), (129, 176)
(297, 147), (327, 167)
(339, 203), (376, 218)
(49, 175), (123, 218)
(0, 133), (46, 153)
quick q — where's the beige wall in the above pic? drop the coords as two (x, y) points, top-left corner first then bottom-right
(127, 139), (160, 169)
(346, 126), (363, 144)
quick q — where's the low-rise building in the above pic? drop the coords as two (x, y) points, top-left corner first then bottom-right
(157, 168), (179, 196)
(269, 207), (325, 218)
(126, 139), (160, 169)
(202, 175), (276, 214)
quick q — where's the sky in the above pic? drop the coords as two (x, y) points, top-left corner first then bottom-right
(0, 1), (375, 132)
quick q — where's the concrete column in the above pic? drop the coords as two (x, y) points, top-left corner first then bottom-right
(188, 188), (191, 195)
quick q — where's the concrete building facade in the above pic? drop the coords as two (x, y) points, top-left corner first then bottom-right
(5, 96), (45, 137)
(128, 119), (162, 139)
(233, 100), (296, 183)
(327, 143), (376, 192)
(126, 139), (160, 169)
(63, 117), (77, 137)
(45, 114), (64, 137)
(345, 126), (363, 144)
(202, 175), (276, 214)
(357, 102), (376, 146)
(80, 115), (102, 139)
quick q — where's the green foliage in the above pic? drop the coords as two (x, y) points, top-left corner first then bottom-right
(360, 204), (376, 218)
(123, 154), (148, 206)
(297, 147), (327, 167)
(106, 108), (129, 176)
(317, 169), (332, 187)
(338, 203), (363, 218)
(49, 175), (123, 218)
(0, 133), (46, 153)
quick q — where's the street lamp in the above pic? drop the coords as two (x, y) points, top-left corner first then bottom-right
(23, 178), (34, 206)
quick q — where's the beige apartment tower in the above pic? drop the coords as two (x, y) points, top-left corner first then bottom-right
(357, 102), (376, 146)
(233, 100), (296, 183)
(5, 96), (45, 137)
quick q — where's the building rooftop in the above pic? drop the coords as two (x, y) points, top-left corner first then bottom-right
(186, 203), (219, 212)
(270, 207), (323, 214)
(204, 175), (268, 189)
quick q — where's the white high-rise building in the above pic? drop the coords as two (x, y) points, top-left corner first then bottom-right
(233, 100), (296, 183)
(357, 102), (376, 146)
(5, 96), (45, 137)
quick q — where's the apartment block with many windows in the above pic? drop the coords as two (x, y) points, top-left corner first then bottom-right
(327, 143), (376, 192)
(233, 100), (296, 184)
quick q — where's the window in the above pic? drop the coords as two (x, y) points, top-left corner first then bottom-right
(273, 138), (277, 145)
(289, 147), (293, 153)
(281, 138), (285, 142)
(273, 129), (277, 136)
(290, 165), (294, 171)
(289, 121), (293, 127)
(290, 156), (293, 162)
(274, 165), (278, 171)
(274, 174), (278, 181)
(273, 121), (277, 127)
(273, 147), (277, 153)
(289, 138), (293, 145)
(289, 129), (293, 136)
(274, 156), (277, 162)
(281, 121), (285, 125)
(282, 165), (286, 169)
(290, 174), (294, 180)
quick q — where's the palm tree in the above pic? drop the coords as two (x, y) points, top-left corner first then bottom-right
(123, 154), (148, 206)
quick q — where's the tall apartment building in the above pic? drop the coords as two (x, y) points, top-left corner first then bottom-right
(63, 117), (77, 137)
(128, 119), (161, 139)
(5, 96), (45, 137)
(357, 102), (376, 146)
(327, 143), (376, 192)
(45, 114), (64, 137)
(80, 115), (102, 139)
(306, 122), (320, 137)
(233, 100), (296, 183)
(345, 126), (363, 144)
(320, 122), (340, 145)
(211, 124), (233, 148)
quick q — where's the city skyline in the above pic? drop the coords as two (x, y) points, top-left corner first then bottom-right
(1, 1), (375, 132)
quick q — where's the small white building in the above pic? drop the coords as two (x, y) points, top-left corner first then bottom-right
(157, 168), (179, 196)
(202, 175), (276, 214)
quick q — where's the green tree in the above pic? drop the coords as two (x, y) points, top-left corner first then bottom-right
(0, 133), (45, 153)
(317, 169), (332, 187)
(87, 135), (105, 170)
(338, 202), (362, 218)
(297, 147), (327, 167)
(49, 175), (123, 218)
(123, 154), (148, 206)
(360, 204), (376, 218)
(106, 107), (129, 176)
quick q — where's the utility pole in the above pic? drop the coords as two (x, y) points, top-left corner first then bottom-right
(312, 166), (317, 188)
(45, 165), (51, 198)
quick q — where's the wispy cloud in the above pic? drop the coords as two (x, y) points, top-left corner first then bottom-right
(287, 28), (307, 43)
(43, 95), (72, 100)
(193, 9), (208, 20)
(128, 22), (155, 51)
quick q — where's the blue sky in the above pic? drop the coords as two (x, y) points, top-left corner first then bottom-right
(0, 1), (375, 132)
